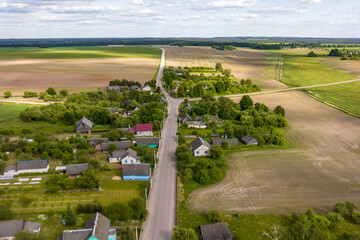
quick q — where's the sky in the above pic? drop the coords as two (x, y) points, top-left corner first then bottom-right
(0, 0), (359, 38)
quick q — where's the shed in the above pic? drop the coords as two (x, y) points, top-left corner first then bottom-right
(0, 220), (41, 239)
(108, 107), (119, 113)
(4, 159), (49, 176)
(135, 123), (153, 136)
(240, 135), (259, 145)
(101, 141), (131, 152)
(213, 138), (238, 147)
(136, 137), (160, 148)
(123, 163), (151, 180)
(66, 163), (88, 176)
(75, 117), (93, 133)
(179, 113), (192, 124)
(199, 223), (234, 240)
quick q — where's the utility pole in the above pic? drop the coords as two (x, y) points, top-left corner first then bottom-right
(145, 188), (148, 209)
(154, 149), (156, 168)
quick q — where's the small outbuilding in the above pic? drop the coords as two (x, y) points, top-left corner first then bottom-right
(123, 163), (151, 180)
(186, 121), (207, 129)
(190, 137), (211, 157)
(240, 135), (259, 145)
(212, 138), (238, 147)
(75, 116), (93, 133)
(0, 220), (41, 239)
(135, 123), (153, 136)
(4, 159), (49, 176)
(199, 223), (234, 240)
(66, 163), (88, 177)
(179, 113), (192, 124)
(108, 107), (119, 113)
(101, 141), (131, 153)
(141, 85), (152, 91)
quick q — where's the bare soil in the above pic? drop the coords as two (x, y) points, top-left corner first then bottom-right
(0, 58), (159, 90)
(320, 58), (360, 78)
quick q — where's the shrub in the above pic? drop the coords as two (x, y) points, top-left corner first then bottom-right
(326, 212), (343, 228)
(23, 91), (38, 98)
(59, 89), (68, 97)
(103, 202), (131, 222)
(46, 87), (57, 96)
(210, 145), (222, 159)
(4, 91), (12, 98)
(239, 95), (253, 110)
(173, 228), (198, 240)
(207, 209), (223, 223)
(65, 205), (77, 226)
(76, 202), (103, 214)
(307, 51), (318, 57)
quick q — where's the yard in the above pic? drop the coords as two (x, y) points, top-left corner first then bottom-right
(0, 102), (34, 122)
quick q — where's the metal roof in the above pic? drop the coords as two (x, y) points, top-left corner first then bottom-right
(66, 163), (88, 175)
(240, 135), (259, 145)
(76, 116), (94, 129)
(200, 223), (234, 240)
(17, 159), (49, 171)
(136, 137), (159, 145)
(213, 138), (238, 146)
(123, 163), (150, 176)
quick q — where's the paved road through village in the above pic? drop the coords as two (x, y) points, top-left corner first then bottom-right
(141, 48), (180, 240)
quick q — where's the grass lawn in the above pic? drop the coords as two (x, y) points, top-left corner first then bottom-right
(0, 102), (34, 121)
(0, 46), (161, 59)
(0, 118), (74, 135)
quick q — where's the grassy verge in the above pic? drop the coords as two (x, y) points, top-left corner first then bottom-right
(0, 46), (162, 59)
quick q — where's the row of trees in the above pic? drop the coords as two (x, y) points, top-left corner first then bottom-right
(212, 45), (236, 51)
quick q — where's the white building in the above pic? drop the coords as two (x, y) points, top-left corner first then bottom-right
(190, 137), (211, 157)
(4, 160), (49, 176)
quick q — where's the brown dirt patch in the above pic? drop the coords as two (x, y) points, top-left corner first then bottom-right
(112, 176), (122, 181)
(0, 58), (159, 90)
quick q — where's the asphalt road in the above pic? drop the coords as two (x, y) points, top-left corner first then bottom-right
(141, 48), (180, 240)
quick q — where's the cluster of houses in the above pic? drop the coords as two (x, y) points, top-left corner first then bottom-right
(190, 135), (258, 157)
(180, 112), (222, 129)
(0, 215), (233, 240)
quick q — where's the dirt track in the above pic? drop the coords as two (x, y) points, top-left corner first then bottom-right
(167, 47), (360, 214)
(0, 58), (159, 89)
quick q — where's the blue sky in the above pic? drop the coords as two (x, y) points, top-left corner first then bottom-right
(0, 0), (359, 38)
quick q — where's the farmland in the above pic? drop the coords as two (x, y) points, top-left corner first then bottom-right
(276, 49), (360, 116)
(0, 46), (161, 94)
(164, 47), (360, 221)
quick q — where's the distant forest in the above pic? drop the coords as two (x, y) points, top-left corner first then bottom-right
(1, 37), (360, 48)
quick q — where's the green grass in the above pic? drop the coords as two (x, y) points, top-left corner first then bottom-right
(0, 118), (74, 135)
(280, 52), (354, 87)
(0, 46), (162, 59)
(0, 102), (34, 121)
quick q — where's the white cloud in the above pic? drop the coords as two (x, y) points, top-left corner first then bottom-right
(301, 0), (322, 4)
(133, 0), (144, 4)
(251, 6), (308, 13)
(190, 0), (255, 10)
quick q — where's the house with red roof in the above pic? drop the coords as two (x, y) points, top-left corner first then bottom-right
(135, 123), (153, 136)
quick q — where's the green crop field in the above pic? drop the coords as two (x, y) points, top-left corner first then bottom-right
(275, 50), (360, 117)
(0, 102), (34, 121)
(0, 46), (161, 59)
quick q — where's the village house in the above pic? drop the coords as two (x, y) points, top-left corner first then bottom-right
(57, 212), (116, 240)
(109, 149), (140, 164)
(136, 137), (160, 148)
(4, 159), (49, 176)
(66, 163), (89, 178)
(199, 223), (234, 240)
(209, 115), (222, 123)
(90, 138), (108, 148)
(240, 135), (259, 145)
(129, 123), (153, 136)
(190, 137), (211, 157)
(141, 85), (152, 91)
(179, 113), (192, 124)
(186, 121), (207, 129)
(212, 138), (238, 147)
(131, 85), (140, 90)
(0, 220), (41, 239)
(123, 163), (151, 180)
(75, 116), (94, 134)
